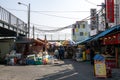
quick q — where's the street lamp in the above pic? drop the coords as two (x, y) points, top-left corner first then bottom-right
(18, 2), (30, 38)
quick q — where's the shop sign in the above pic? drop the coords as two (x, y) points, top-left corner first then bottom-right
(106, 59), (116, 68)
(106, 0), (114, 23)
(94, 60), (107, 78)
(90, 9), (97, 30)
(103, 33), (120, 45)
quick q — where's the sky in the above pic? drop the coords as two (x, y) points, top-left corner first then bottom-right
(0, 0), (104, 40)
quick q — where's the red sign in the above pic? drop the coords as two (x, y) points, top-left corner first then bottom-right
(103, 33), (120, 45)
(106, 59), (116, 68)
(106, 0), (114, 23)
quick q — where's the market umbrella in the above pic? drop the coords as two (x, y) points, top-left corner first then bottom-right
(52, 42), (62, 46)
(62, 40), (75, 46)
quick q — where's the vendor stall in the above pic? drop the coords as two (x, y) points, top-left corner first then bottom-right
(101, 32), (120, 68)
(15, 37), (49, 65)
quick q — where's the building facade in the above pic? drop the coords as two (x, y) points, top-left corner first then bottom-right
(72, 21), (90, 42)
(115, 0), (120, 25)
(90, 0), (119, 36)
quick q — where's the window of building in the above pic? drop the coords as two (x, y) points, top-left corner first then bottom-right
(84, 32), (88, 36)
(80, 32), (83, 36)
(72, 28), (75, 35)
(74, 24), (76, 28)
(77, 24), (80, 28)
(80, 24), (85, 29)
(83, 24), (85, 28)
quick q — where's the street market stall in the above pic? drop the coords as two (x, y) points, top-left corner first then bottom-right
(5, 37), (49, 65)
(89, 25), (120, 68)
(101, 32), (120, 68)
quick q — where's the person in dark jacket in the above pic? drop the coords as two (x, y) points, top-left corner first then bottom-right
(58, 46), (65, 60)
(90, 47), (95, 65)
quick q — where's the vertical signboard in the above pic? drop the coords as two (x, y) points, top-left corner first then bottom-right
(106, 0), (114, 23)
(94, 54), (107, 78)
(90, 9), (97, 30)
(94, 60), (107, 78)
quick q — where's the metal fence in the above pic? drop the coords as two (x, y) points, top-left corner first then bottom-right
(0, 6), (27, 32)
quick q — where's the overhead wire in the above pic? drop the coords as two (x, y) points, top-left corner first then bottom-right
(84, 0), (97, 6)
(34, 25), (72, 32)
(33, 10), (102, 32)
(7, 8), (103, 32)
(30, 23), (60, 28)
(7, 8), (88, 19)
(30, 9), (103, 33)
(33, 12), (80, 19)
(7, 8), (90, 13)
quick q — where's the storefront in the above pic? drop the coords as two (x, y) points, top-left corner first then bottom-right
(102, 32), (120, 68)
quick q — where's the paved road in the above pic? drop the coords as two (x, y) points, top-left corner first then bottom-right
(0, 59), (120, 80)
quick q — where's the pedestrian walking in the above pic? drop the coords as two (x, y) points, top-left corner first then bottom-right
(90, 47), (95, 65)
(86, 46), (90, 61)
(58, 46), (65, 60)
(54, 48), (59, 59)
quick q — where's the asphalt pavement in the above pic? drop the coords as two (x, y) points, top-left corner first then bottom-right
(0, 59), (120, 80)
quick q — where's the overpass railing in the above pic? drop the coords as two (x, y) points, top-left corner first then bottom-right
(0, 6), (27, 33)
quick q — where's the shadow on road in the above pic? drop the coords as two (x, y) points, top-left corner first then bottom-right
(34, 59), (114, 80)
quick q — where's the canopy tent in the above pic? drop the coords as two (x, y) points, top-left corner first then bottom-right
(37, 38), (48, 43)
(62, 40), (75, 46)
(33, 39), (46, 46)
(53, 42), (62, 46)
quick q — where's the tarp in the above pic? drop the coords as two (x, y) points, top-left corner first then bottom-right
(33, 39), (45, 45)
(76, 37), (93, 45)
(62, 40), (75, 46)
(91, 25), (120, 40)
(76, 25), (120, 45)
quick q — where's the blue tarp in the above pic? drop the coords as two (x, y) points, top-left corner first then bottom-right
(76, 37), (93, 44)
(92, 25), (120, 40)
(76, 25), (120, 44)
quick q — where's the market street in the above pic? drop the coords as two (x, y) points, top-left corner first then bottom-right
(0, 59), (120, 80)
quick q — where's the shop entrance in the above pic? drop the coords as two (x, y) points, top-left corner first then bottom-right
(118, 46), (120, 68)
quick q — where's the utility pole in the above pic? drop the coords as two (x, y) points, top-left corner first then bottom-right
(16, 18), (19, 37)
(18, 2), (30, 38)
(65, 33), (66, 40)
(104, 0), (109, 30)
(51, 34), (52, 40)
(97, 3), (107, 30)
(28, 3), (30, 38)
(33, 26), (35, 39)
(37, 34), (39, 38)
(44, 34), (47, 41)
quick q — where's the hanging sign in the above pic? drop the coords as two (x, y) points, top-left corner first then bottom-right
(103, 33), (120, 45)
(106, 0), (114, 23)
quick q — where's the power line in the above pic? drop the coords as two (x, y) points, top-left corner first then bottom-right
(34, 25), (72, 32)
(30, 23), (60, 28)
(84, 0), (97, 6)
(33, 12), (80, 19)
(7, 8), (90, 13)
(30, 8), (103, 33)
(7, 8), (87, 19)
